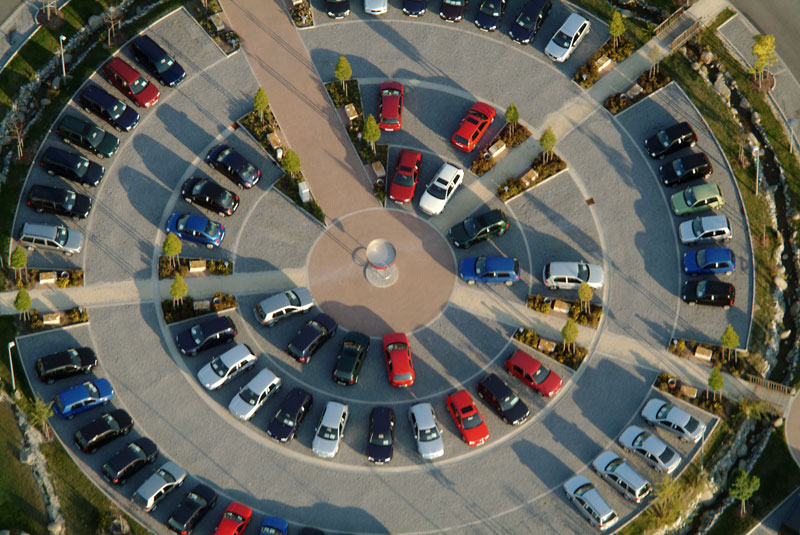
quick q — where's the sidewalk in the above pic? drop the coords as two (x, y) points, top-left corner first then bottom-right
(0, 0), (69, 72)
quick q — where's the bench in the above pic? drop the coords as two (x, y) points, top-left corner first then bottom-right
(537, 338), (556, 354)
(344, 103), (358, 123)
(372, 161), (386, 180)
(189, 260), (206, 273)
(43, 313), (61, 326)
(267, 132), (283, 150)
(517, 168), (538, 188)
(552, 299), (570, 314)
(488, 139), (507, 161)
(694, 346), (713, 362)
(679, 384), (698, 399)
(193, 299), (211, 311)
(209, 13), (225, 32)
(38, 271), (57, 284)
(298, 181), (311, 203)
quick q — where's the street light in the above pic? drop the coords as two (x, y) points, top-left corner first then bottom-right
(752, 145), (761, 196)
(58, 35), (66, 80)
(7, 341), (16, 393)
(789, 117), (798, 155)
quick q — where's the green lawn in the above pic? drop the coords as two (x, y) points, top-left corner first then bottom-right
(567, 0), (656, 47)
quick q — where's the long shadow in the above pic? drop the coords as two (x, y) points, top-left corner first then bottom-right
(156, 103), (217, 156)
(511, 438), (572, 486)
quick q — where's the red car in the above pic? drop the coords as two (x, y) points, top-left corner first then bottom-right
(505, 349), (562, 397)
(102, 57), (161, 108)
(212, 502), (252, 535)
(450, 101), (495, 152)
(383, 333), (415, 387)
(388, 150), (421, 204)
(378, 81), (404, 131)
(445, 389), (490, 447)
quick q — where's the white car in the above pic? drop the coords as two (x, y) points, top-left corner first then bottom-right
(563, 475), (619, 531)
(418, 163), (464, 216)
(641, 398), (706, 443)
(254, 287), (314, 327)
(228, 368), (281, 420)
(542, 261), (604, 290)
(545, 13), (590, 62)
(312, 401), (349, 459)
(679, 215), (732, 245)
(197, 344), (257, 391)
(592, 451), (652, 503)
(131, 461), (186, 512)
(618, 425), (682, 474)
(364, 0), (388, 15)
(408, 403), (444, 460)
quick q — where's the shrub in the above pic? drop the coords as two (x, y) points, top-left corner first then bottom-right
(290, 0), (313, 26)
(574, 37), (636, 88)
(655, 372), (675, 391)
(56, 277), (69, 289)
(514, 328), (540, 349)
(325, 80), (361, 109)
(496, 152), (567, 200)
(374, 182), (386, 204)
(68, 307), (88, 323)
(527, 294), (551, 314)
(471, 155), (496, 176)
(29, 309), (43, 331)
(498, 123), (532, 148)
(207, 259), (233, 276)
(213, 292), (237, 311)
(67, 269), (84, 287)
(575, 62), (599, 88)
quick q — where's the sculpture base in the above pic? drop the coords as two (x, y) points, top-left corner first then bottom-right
(365, 265), (398, 288)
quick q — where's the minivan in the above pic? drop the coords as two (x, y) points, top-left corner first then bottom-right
(56, 115), (119, 158)
(77, 84), (140, 132)
(18, 222), (83, 255)
(27, 184), (92, 219)
(508, 0), (552, 44)
(40, 147), (104, 187)
(592, 451), (652, 503)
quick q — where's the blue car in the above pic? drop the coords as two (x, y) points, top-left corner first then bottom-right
(54, 378), (115, 419)
(683, 247), (736, 276)
(459, 256), (520, 285)
(259, 516), (289, 534)
(165, 213), (225, 249)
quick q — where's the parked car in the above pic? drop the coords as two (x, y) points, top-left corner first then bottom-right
(679, 214), (732, 245)
(618, 425), (681, 474)
(439, 0), (466, 21)
(197, 344), (257, 391)
(267, 388), (313, 443)
(476, 373), (530, 425)
(451, 102), (495, 152)
(670, 183), (725, 216)
(286, 313), (338, 363)
(175, 316), (237, 356)
(563, 475), (619, 531)
(378, 82), (404, 131)
(593, 451), (652, 503)
(364, 0), (388, 14)
(505, 349), (562, 397)
(383, 332), (415, 387)
(683, 247), (735, 276)
(508, 0), (551, 44)
(332, 331), (370, 385)
(644, 121), (697, 159)
(418, 162), (463, 216)
(388, 149), (421, 204)
(475, 0), (505, 31)
(56, 115), (119, 158)
(326, 0), (351, 17)
(641, 398), (707, 442)
(449, 209), (509, 248)
(409, 403), (444, 460)
(36, 347), (97, 383)
(27, 184), (92, 220)
(54, 378), (114, 419)
(446, 389), (490, 446)
(130, 35), (186, 87)
(544, 13), (590, 62)
(102, 437), (158, 485)
(542, 261), (604, 290)
(367, 406), (395, 464)
(102, 57), (161, 108)
(403, 0), (426, 16)
(131, 461), (187, 512)
(206, 145), (261, 189)
(228, 368), (281, 420)
(18, 222), (83, 256)
(212, 502), (252, 535)
(40, 146), (104, 187)
(312, 401), (349, 459)
(659, 152), (712, 186)
(259, 517), (289, 535)
(459, 256), (520, 285)
(253, 287), (314, 327)
(73, 409), (133, 453)
(682, 279), (735, 309)
(165, 212), (225, 249)
(77, 84), (140, 132)
(181, 177), (239, 217)
(166, 484), (217, 535)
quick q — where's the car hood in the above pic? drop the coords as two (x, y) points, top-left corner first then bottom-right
(327, 0), (351, 14)
(458, 258), (477, 279)
(678, 219), (696, 243)
(364, 0), (386, 9)
(162, 63), (186, 87)
(440, 2), (464, 19)
(544, 41), (568, 60)
(683, 251), (700, 273)
(96, 132), (120, 157)
(659, 162), (680, 184)
(644, 135), (660, 153)
(267, 420), (293, 441)
(82, 161), (104, 186)
(538, 370), (562, 396)
(448, 222), (471, 246)
(228, 394), (256, 420)
(682, 280), (699, 298)
(312, 436), (338, 458)
(198, 363), (224, 389)
(403, 0), (426, 13)
(117, 106), (140, 131)
(65, 228), (84, 253)
(73, 194), (92, 217)
(475, 10), (500, 28)
(136, 83), (160, 107)
(368, 443), (393, 462)
(418, 437), (444, 459)
(389, 181), (415, 202)
(670, 190), (691, 213)
(176, 329), (197, 354)
(503, 401), (530, 424)
(509, 21), (534, 42)
(419, 191), (446, 215)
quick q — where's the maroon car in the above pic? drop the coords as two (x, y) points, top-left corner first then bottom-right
(101, 57), (160, 108)
(388, 150), (421, 204)
(378, 81), (404, 131)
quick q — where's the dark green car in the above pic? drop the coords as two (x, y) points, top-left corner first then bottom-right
(56, 115), (119, 158)
(448, 209), (510, 248)
(332, 332), (370, 385)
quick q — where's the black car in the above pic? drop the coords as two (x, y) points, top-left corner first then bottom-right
(644, 121), (697, 159)
(28, 184), (92, 220)
(206, 145), (261, 189)
(130, 35), (186, 87)
(286, 313), (338, 364)
(659, 152), (713, 186)
(166, 484), (218, 535)
(367, 406), (395, 464)
(267, 388), (313, 443)
(449, 209), (509, 248)
(181, 177), (239, 216)
(77, 84), (140, 132)
(102, 437), (159, 485)
(56, 115), (119, 158)
(475, 0), (505, 31)
(440, 0), (466, 21)
(73, 409), (134, 453)
(476, 373), (530, 425)
(682, 280), (735, 309)
(402, 0), (426, 15)
(508, 0), (551, 44)
(175, 316), (237, 356)
(35, 347), (97, 383)
(40, 147), (104, 187)
(332, 331), (370, 385)
(326, 0), (350, 18)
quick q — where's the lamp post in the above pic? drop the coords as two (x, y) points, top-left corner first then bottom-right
(7, 341), (16, 393)
(789, 118), (798, 155)
(58, 35), (66, 79)
(752, 145), (761, 196)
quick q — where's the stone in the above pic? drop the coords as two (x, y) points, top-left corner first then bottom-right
(780, 330), (792, 340)
(41, 98), (51, 107)
(700, 49), (714, 64)
(699, 65), (708, 78)
(47, 520), (64, 535)
(774, 417), (784, 428)
(793, 213), (800, 222)
(19, 447), (34, 464)
(691, 61), (701, 71)
(791, 302), (800, 316)
(752, 111), (761, 125)
(52, 76), (61, 90)
(713, 77), (730, 101)
(106, 512), (131, 535)
(730, 80), (738, 90)
(775, 277), (788, 291)
(88, 14), (104, 31)
(740, 96), (751, 110)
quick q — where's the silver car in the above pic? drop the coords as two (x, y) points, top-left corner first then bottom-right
(131, 461), (187, 512)
(18, 222), (83, 256)
(544, 13), (590, 62)
(254, 287), (314, 327)
(618, 425), (682, 474)
(563, 474), (619, 531)
(592, 451), (652, 503)
(364, 0), (388, 14)
(418, 162), (464, 216)
(641, 398), (706, 443)
(409, 403), (444, 460)
(197, 344), (257, 391)
(312, 401), (349, 459)
(679, 215), (732, 245)
(228, 368), (281, 420)
(542, 261), (604, 290)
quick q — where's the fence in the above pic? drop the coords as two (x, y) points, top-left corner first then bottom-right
(654, 6), (684, 37)
(670, 20), (704, 51)
(746, 374), (795, 396)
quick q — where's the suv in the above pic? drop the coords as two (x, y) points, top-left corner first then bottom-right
(56, 115), (119, 158)
(175, 316), (237, 356)
(644, 122), (697, 159)
(508, 0), (552, 44)
(659, 152), (712, 186)
(563, 475), (619, 531)
(18, 222), (83, 255)
(73, 409), (134, 453)
(130, 35), (186, 87)
(102, 437), (159, 485)
(35, 347), (97, 383)
(448, 209), (509, 248)
(40, 147), (104, 187)
(682, 279), (735, 309)
(592, 451), (652, 503)
(267, 388), (313, 443)
(678, 215), (732, 245)
(27, 185), (92, 219)
(476, 373), (530, 425)
(286, 313), (338, 363)
(77, 84), (139, 132)
(102, 57), (161, 108)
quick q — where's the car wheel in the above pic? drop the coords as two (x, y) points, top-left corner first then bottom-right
(122, 427), (130, 435)
(73, 216), (80, 221)
(218, 211), (225, 216)
(504, 280), (513, 286)
(114, 125), (122, 132)
(724, 304), (731, 310)
(690, 140), (697, 147)
(688, 301), (696, 306)
(467, 280), (476, 285)
(498, 229), (506, 236)
(549, 285), (558, 291)
(89, 447), (97, 454)
(47, 378), (54, 385)
(185, 197), (192, 203)
(46, 170), (54, 175)
(206, 243), (214, 249)
(103, 399), (109, 405)
(26, 246), (35, 252)
(725, 271), (732, 276)
(236, 183), (244, 189)
(303, 308), (311, 314)
(67, 414), (74, 420)
(266, 321), (275, 327)
(151, 504), (157, 512)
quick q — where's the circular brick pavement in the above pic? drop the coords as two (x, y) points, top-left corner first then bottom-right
(308, 208), (456, 336)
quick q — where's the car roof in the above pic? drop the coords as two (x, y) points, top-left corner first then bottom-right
(133, 35), (166, 57)
(59, 114), (92, 132)
(702, 248), (734, 263)
(218, 344), (255, 366)
(469, 101), (496, 119)
(522, 0), (550, 15)
(702, 279), (735, 295)
(106, 57), (141, 83)
(680, 152), (709, 166)
(667, 121), (694, 136)
(312, 313), (337, 331)
(410, 403), (435, 428)
(508, 349), (541, 370)
(479, 373), (512, 397)
(245, 368), (279, 393)
(321, 401), (347, 426)
(398, 149), (421, 167)
(371, 406), (394, 431)
(433, 162), (462, 184)
(22, 222), (60, 240)
(698, 214), (730, 231)
(559, 12), (588, 34)
(483, 256), (517, 272)
(199, 315), (234, 331)
(343, 330), (371, 347)
(44, 146), (81, 165)
(81, 83), (118, 106)
(283, 387), (312, 411)
(691, 183), (722, 197)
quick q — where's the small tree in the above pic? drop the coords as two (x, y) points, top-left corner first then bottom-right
(253, 87), (269, 123)
(29, 397), (54, 441)
(8, 114), (25, 160)
(609, 10), (625, 50)
(707, 365), (724, 401)
(738, 397), (773, 422)
(281, 149), (302, 179)
(539, 126), (556, 164)
(729, 468), (760, 516)
(505, 104), (519, 135)
(162, 233), (182, 268)
(14, 289), (31, 321)
(650, 474), (681, 522)
(578, 282), (593, 314)
(363, 114), (381, 154)
(10, 247), (27, 282)
(561, 318), (578, 354)
(751, 34), (777, 91)
(334, 56), (352, 96)
(104, 7), (122, 46)
(170, 274), (188, 306)
(721, 324), (740, 362)
(648, 42), (661, 79)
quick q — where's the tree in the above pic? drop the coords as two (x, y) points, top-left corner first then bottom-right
(649, 474), (681, 522)
(170, 274), (188, 306)
(9, 247), (27, 282)
(334, 56), (352, 96)
(8, 113), (25, 160)
(539, 126), (556, 164)
(751, 34), (777, 91)
(104, 7), (122, 47)
(609, 10), (625, 50)
(707, 365), (724, 401)
(738, 397), (773, 422)
(648, 43), (662, 79)
(505, 104), (519, 135)
(29, 397), (54, 441)
(253, 87), (269, 123)
(363, 114), (381, 154)
(561, 318), (578, 354)
(14, 289), (31, 321)
(162, 233), (182, 268)
(281, 149), (302, 178)
(578, 282), (593, 314)
(729, 468), (760, 516)
(721, 324), (740, 362)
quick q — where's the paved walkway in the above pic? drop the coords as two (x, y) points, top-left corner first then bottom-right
(0, 0), (68, 72)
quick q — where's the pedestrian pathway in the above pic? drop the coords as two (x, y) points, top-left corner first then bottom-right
(0, 0), (68, 73)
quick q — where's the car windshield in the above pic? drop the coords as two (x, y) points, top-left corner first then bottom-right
(277, 410), (295, 428)
(606, 459), (623, 473)
(574, 483), (592, 497)
(453, 134), (469, 145)
(394, 169), (415, 187)
(218, 190), (234, 206)
(632, 432), (647, 448)
(419, 426), (440, 442)
(696, 280), (707, 297)
(577, 263), (589, 281)
(531, 366), (550, 384)
(64, 190), (77, 210)
(382, 88), (401, 96)
(204, 220), (221, 236)
(130, 442), (146, 459)
(109, 100), (126, 120)
(190, 325), (204, 344)
(187, 491), (208, 506)
(210, 357), (229, 378)
(499, 392), (520, 411)
(130, 76), (149, 95)
(480, 0), (501, 16)
(387, 342), (407, 351)
(318, 425), (338, 440)
(132, 492), (149, 508)
(103, 413), (120, 430)
(463, 218), (479, 237)
(286, 290), (301, 307)
(55, 226), (69, 246)
(473, 257), (487, 275)
(443, 0), (463, 5)
(685, 417), (700, 433)
(84, 382), (99, 398)
(370, 431), (392, 446)
(655, 403), (673, 419)
(672, 159), (685, 175)
(427, 184), (447, 199)
(395, 372), (413, 382)
(309, 320), (327, 335)
(658, 448), (674, 464)
(217, 148), (232, 162)
(68, 349), (81, 365)
(553, 30), (572, 48)
(75, 156), (89, 177)
(683, 188), (697, 206)
(691, 217), (704, 236)
(261, 527), (284, 535)
(515, 13), (534, 29)
(157, 469), (175, 483)
(224, 512), (245, 523)
(383, 116), (400, 124)
(239, 387), (259, 406)
(191, 179), (208, 196)
(468, 110), (489, 122)
(657, 131), (670, 147)
(54, 396), (65, 414)
(87, 126), (103, 148)
(155, 55), (174, 74)
(461, 411), (484, 430)
(176, 214), (190, 231)
(237, 163), (257, 180)
(696, 250), (707, 267)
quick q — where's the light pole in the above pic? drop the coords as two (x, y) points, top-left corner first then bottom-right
(7, 341), (16, 393)
(58, 35), (66, 80)
(789, 118), (798, 155)
(752, 145), (761, 196)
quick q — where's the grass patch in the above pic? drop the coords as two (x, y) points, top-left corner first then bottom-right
(566, 0), (654, 47)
